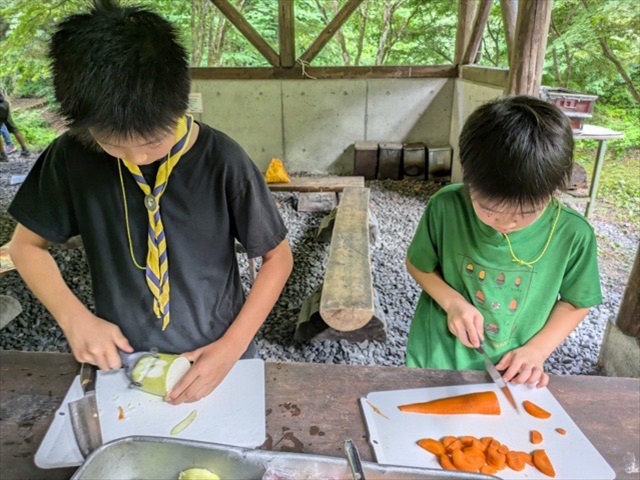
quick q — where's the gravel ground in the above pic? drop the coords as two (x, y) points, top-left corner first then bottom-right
(1, 154), (638, 376)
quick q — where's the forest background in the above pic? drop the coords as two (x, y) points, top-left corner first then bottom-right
(0, 0), (638, 216)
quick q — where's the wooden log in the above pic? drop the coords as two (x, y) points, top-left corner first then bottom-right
(506, 0), (553, 96)
(320, 187), (374, 331)
(615, 244), (640, 338)
(296, 192), (338, 212)
(267, 176), (364, 192)
(454, 0), (477, 65)
(461, 0), (492, 65)
(500, 0), (518, 67)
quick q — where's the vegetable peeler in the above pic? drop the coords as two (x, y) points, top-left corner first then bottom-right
(118, 348), (160, 390)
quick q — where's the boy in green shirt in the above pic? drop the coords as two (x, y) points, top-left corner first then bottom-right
(406, 96), (602, 388)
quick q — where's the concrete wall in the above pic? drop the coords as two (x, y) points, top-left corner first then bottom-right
(191, 78), (453, 173)
(449, 66), (507, 183)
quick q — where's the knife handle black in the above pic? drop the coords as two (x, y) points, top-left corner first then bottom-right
(79, 363), (97, 394)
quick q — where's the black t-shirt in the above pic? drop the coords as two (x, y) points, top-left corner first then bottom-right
(9, 123), (287, 356)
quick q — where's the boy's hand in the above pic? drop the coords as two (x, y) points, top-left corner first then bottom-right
(63, 312), (133, 371)
(446, 298), (485, 349)
(496, 346), (549, 388)
(165, 339), (241, 405)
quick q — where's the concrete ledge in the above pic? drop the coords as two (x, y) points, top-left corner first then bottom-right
(460, 65), (509, 88)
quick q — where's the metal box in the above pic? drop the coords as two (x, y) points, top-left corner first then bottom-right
(354, 140), (378, 180)
(427, 145), (452, 181)
(377, 142), (403, 180)
(71, 436), (492, 480)
(403, 142), (426, 180)
(540, 86), (598, 132)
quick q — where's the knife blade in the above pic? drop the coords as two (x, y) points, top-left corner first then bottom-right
(69, 363), (103, 458)
(476, 344), (519, 413)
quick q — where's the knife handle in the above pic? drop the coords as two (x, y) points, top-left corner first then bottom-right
(79, 363), (97, 394)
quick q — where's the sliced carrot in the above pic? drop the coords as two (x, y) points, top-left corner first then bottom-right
(523, 400), (552, 419)
(460, 435), (477, 446)
(439, 454), (456, 471)
(498, 444), (509, 454)
(417, 438), (446, 455)
(506, 451), (528, 471)
(480, 465), (498, 475)
(532, 449), (556, 478)
(524, 452), (534, 466)
(462, 447), (485, 469)
(486, 446), (507, 470)
(531, 429), (543, 444)
(470, 438), (486, 452)
(451, 448), (479, 472)
(555, 427), (567, 435)
(398, 391), (501, 415)
(480, 436), (493, 447)
(445, 438), (463, 454)
(441, 436), (456, 448)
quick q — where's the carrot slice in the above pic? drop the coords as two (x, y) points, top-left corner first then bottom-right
(531, 429), (543, 444)
(398, 391), (501, 415)
(451, 449), (480, 472)
(555, 427), (567, 435)
(532, 449), (556, 478)
(486, 446), (507, 470)
(439, 454), (456, 471)
(417, 438), (446, 455)
(523, 400), (552, 419)
(441, 436), (457, 448)
(506, 451), (528, 471)
(480, 465), (498, 475)
(445, 438), (463, 454)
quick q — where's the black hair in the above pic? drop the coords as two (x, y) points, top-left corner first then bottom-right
(459, 95), (574, 209)
(49, 0), (190, 145)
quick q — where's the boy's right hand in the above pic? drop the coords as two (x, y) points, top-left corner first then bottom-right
(446, 298), (485, 349)
(61, 312), (133, 371)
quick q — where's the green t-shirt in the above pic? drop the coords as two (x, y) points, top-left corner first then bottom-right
(406, 184), (602, 370)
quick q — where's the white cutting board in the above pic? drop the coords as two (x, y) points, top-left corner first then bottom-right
(361, 382), (614, 480)
(35, 358), (265, 469)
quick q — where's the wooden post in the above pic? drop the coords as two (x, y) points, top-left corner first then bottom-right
(454, 0), (477, 65)
(615, 244), (640, 339)
(500, 0), (518, 67)
(299, 0), (364, 65)
(506, 0), (553, 96)
(209, 0), (280, 67)
(278, 0), (295, 68)
(461, 0), (493, 65)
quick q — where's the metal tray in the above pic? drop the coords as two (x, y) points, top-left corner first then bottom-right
(71, 436), (497, 480)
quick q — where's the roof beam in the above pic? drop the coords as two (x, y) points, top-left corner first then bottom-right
(454, 0), (477, 65)
(209, 0), (280, 67)
(299, 0), (364, 65)
(278, 0), (295, 67)
(500, 0), (518, 67)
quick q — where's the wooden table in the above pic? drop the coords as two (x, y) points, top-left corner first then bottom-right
(1, 351), (638, 479)
(572, 124), (625, 218)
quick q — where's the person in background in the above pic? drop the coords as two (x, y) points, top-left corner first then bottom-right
(1, 123), (17, 155)
(405, 95), (601, 388)
(0, 92), (31, 160)
(8, 0), (293, 404)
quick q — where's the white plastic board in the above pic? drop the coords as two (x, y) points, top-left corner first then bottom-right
(361, 382), (614, 480)
(35, 358), (265, 469)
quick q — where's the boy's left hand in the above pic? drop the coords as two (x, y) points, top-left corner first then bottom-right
(164, 339), (242, 405)
(495, 346), (549, 388)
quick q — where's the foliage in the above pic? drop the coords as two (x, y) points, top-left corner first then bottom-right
(11, 108), (57, 149)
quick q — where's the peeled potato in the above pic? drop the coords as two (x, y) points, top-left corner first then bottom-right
(131, 353), (191, 397)
(178, 468), (220, 480)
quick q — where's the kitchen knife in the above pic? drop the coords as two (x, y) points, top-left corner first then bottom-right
(476, 344), (519, 413)
(69, 363), (103, 458)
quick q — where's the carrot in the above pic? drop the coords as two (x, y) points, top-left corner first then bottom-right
(480, 436), (493, 447)
(506, 451), (528, 471)
(441, 436), (457, 448)
(398, 391), (501, 415)
(439, 454), (456, 471)
(460, 435), (477, 446)
(498, 444), (509, 454)
(486, 446), (507, 470)
(451, 449), (479, 472)
(523, 400), (552, 419)
(462, 447), (486, 469)
(555, 427), (567, 435)
(445, 438), (463, 454)
(531, 429), (543, 444)
(417, 438), (446, 455)
(480, 465), (498, 475)
(532, 449), (556, 478)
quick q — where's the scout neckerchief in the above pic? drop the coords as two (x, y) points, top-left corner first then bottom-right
(119, 114), (194, 330)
